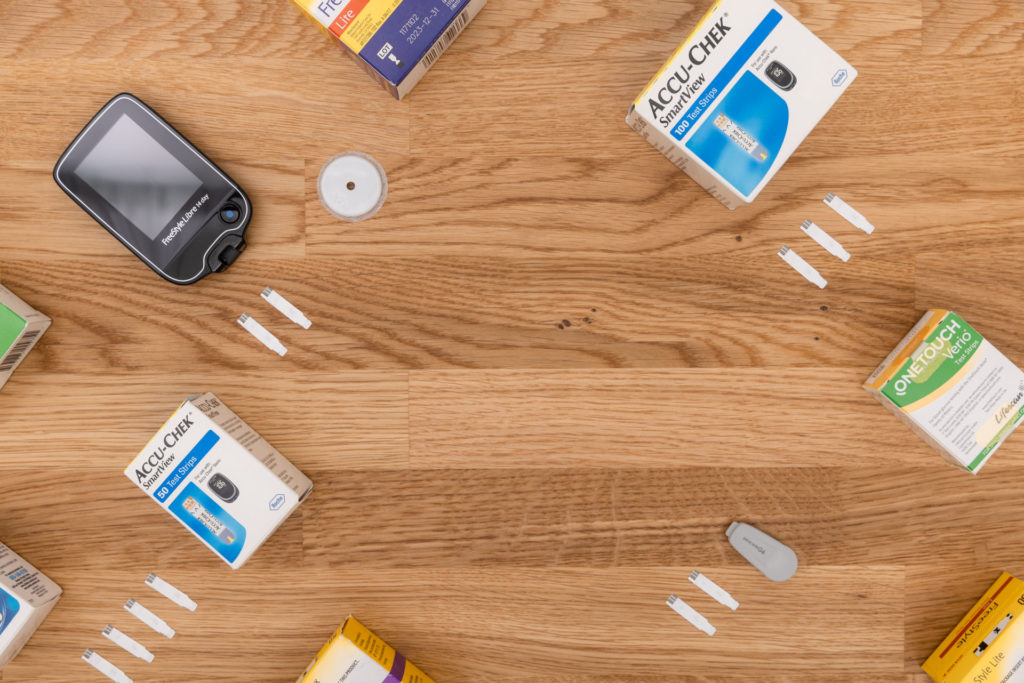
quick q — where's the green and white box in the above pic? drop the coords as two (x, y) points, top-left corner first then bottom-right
(0, 284), (50, 390)
(865, 310), (1024, 473)
(0, 542), (62, 670)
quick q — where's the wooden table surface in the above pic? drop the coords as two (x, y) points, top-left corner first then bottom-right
(1, 0), (1023, 681)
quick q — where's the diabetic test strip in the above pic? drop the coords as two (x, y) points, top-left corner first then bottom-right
(82, 649), (133, 683)
(714, 114), (770, 161)
(146, 575), (196, 612)
(666, 595), (716, 636)
(801, 220), (850, 262)
(974, 613), (1013, 656)
(124, 599), (174, 639)
(824, 193), (875, 234)
(237, 314), (287, 357)
(778, 246), (827, 289)
(261, 288), (311, 329)
(689, 571), (739, 611)
(103, 625), (154, 663)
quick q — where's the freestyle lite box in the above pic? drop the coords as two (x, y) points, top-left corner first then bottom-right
(627, 0), (857, 209)
(0, 284), (50, 391)
(297, 616), (436, 683)
(125, 393), (313, 569)
(0, 542), (62, 670)
(865, 311), (1024, 474)
(290, 0), (487, 99)
(923, 573), (1024, 683)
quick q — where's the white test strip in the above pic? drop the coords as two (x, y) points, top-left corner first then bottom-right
(82, 649), (133, 683)
(237, 314), (287, 357)
(801, 220), (850, 262)
(146, 574), (197, 611)
(689, 571), (739, 611)
(261, 287), (312, 329)
(778, 246), (827, 289)
(124, 599), (175, 638)
(666, 595), (716, 636)
(824, 193), (875, 234)
(103, 625), (154, 663)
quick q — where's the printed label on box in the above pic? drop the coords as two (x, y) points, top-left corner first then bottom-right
(626, 0), (856, 209)
(124, 393), (312, 569)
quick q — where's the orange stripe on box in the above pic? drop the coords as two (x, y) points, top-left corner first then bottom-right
(329, 0), (372, 37)
(939, 575), (1015, 659)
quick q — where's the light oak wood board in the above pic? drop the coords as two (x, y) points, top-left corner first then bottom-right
(1, 0), (1023, 680)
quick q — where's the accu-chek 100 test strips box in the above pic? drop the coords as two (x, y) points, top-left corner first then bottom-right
(0, 283), (50, 391)
(290, 0), (487, 99)
(627, 0), (857, 209)
(296, 616), (436, 683)
(923, 573), (1024, 682)
(0, 542), (62, 670)
(125, 393), (313, 569)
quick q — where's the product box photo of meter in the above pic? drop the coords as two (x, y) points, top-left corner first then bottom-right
(53, 93), (251, 285)
(124, 393), (313, 569)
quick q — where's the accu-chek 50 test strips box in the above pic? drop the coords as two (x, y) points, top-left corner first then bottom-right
(923, 573), (1024, 682)
(865, 311), (1024, 474)
(627, 0), (857, 209)
(296, 616), (436, 683)
(0, 284), (50, 391)
(125, 393), (313, 569)
(0, 542), (62, 670)
(290, 0), (487, 99)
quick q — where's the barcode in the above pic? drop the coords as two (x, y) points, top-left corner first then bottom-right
(420, 10), (469, 70)
(0, 329), (41, 373)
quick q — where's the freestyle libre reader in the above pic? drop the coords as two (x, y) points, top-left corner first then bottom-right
(54, 93), (251, 285)
(726, 522), (798, 582)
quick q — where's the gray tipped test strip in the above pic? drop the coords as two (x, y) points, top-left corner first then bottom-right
(778, 246), (827, 289)
(824, 193), (875, 234)
(801, 220), (850, 262)
(82, 649), (133, 683)
(689, 570), (739, 611)
(146, 574), (197, 611)
(666, 594), (716, 636)
(124, 599), (175, 638)
(238, 314), (287, 356)
(261, 288), (311, 329)
(103, 625), (154, 663)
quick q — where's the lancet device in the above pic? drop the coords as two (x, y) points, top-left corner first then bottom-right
(54, 93), (251, 285)
(726, 522), (798, 582)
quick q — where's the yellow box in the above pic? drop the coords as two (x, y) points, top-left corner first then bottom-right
(296, 616), (436, 683)
(923, 573), (1024, 682)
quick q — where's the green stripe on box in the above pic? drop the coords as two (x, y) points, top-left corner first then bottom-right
(0, 302), (26, 357)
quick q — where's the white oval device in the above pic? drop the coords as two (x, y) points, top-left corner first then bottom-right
(317, 152), (387, 222)
(726, 522), (798, 582)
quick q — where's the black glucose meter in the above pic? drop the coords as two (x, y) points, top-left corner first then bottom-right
(53, 93), (251, 285)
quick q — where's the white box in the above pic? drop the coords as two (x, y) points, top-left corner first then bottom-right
(0, 283), (50, 390)
(125, 393), (313, 569)
(0, 542), (62, 670)
(627, 0), (857, 209)
(865, 311), (1024, 473)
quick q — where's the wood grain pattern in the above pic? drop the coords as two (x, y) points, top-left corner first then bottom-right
(1, 0), (1023, 680)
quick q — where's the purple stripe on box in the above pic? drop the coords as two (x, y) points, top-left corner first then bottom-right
(384, 653), (406, 683)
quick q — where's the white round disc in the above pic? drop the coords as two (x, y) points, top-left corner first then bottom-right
(317, 152), (387, 222)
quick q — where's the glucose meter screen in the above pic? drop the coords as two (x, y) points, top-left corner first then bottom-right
(74, 114), (203, 241)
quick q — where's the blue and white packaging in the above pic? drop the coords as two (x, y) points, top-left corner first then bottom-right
(0, 542), (62, 670)
(125, 393), (313, 570)
(627, 0), (857, 209)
